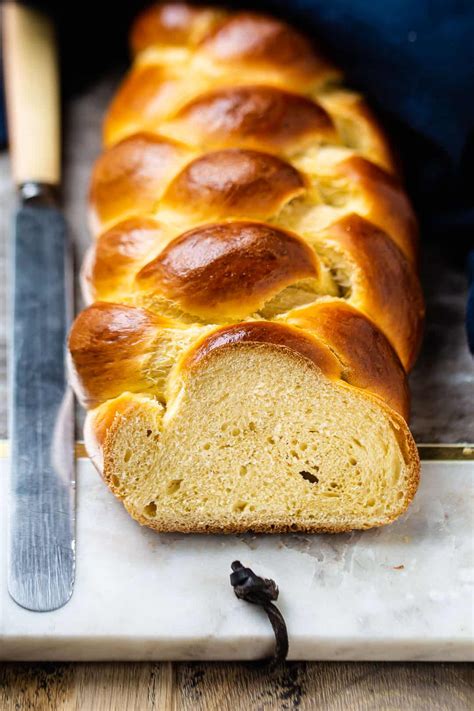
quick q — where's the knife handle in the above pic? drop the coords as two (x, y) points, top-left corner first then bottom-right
(2, 3), (60, 187)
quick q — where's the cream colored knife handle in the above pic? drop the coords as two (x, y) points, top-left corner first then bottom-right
(2, 3), (60, 186)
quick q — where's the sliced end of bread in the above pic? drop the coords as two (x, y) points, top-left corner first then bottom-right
(87, 341), (419, 534)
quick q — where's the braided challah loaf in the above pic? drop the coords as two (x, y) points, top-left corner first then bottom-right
(68, 2), (424, 533)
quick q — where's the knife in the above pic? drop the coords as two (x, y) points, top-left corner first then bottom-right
(3, 3), (75, 611)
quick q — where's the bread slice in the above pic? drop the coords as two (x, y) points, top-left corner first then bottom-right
(84, 333), (419, 534)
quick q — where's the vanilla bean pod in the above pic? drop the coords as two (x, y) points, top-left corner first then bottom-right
(230, 560), (289, 662)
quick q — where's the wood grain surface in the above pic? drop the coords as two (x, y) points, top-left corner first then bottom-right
(0, 661), (473, 710)
(1, 76), (473, 710)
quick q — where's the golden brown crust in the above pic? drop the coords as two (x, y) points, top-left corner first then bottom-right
(135, 221), (320, 320)
(83, 214), (422, 373)
(317, 90), (398, 175)
(183, 320), (343, 381)
(68, 302), (168, 408)
(162, 148), (306, 220)
(338, 156), (418, 264)
(131, 2), (224, 55)
(122, 517), (400, 534)
(81, 217), (167, 303)
(103, 65), (175, 147)
(164, 85), (338, 153)
(69, 2), (424, 535)
(83, 211), (422, 372)
(89, 133), (191, 234)
(197, 12), (340, 90)
(281, 300), (409, 419)
(71, 297), (411, 426)
(317, 214), (424, 370)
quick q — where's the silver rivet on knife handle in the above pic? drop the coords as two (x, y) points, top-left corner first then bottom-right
(2, 3), (76, 611)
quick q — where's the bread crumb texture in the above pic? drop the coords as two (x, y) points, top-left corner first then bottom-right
(99, 346), (418, 533)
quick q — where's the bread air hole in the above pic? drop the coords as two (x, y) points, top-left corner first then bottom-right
(299, 470), (319, 484)
(232, 500), (248, 513)
(123, 449), (132, 463)
(166, 479), (182, 495)
(144, 501), (157, 517)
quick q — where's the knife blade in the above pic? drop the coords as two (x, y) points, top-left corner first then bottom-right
(3, 3), (75, 611)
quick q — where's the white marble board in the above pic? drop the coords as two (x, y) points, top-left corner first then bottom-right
(1, 457), (473, 661)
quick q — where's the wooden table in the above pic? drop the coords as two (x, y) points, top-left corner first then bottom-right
(0, 78), (473, 710)
(0, 661), (472, 710)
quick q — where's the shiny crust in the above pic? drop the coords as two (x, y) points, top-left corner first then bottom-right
(164, 85), (338, 154)
(281, 300), (409, 418)
(103, 65), (174, 146)
(69, 298), (410, 420)
(162, 148), (306, 220)
(85, 210), (420, 369)
(135, 221), (319, 320)
(67, 2), (423, 534)
(317, 214), (424, 369)
(68, 302), (167, 408)
(197, 12), (340, 89)
(89, 133), (191, 234)
(131, 3), (224, 54)
(81, 217), (167, 303)
(183, 320), (343, 380)
(338, 156), (418, 264)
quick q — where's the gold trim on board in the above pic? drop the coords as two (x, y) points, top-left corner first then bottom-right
(416, 444), (474, 461)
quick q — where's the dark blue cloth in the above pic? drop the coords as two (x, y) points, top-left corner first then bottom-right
(269, 0), (474, 165)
